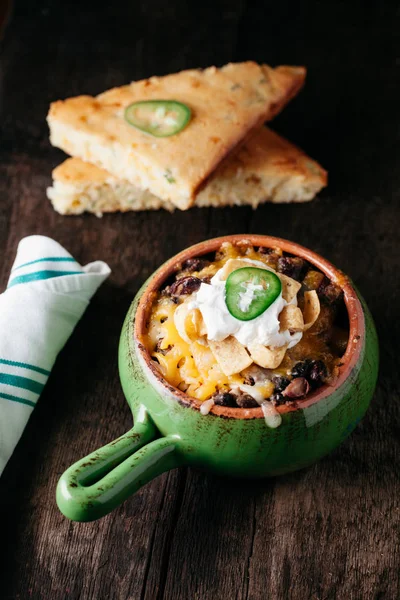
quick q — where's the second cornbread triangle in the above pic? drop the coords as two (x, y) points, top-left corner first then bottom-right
(47, 62), (305, 210)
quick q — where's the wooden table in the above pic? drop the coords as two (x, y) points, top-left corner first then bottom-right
(0, 1), (398, 598)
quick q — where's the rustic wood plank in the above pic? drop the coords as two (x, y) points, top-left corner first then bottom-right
(0, 161), (14, 280)
(0, 1), (245, 599)
(0, 0), (399, 599)
(161, 469), (262, 600)
(146, 0), (400, 598)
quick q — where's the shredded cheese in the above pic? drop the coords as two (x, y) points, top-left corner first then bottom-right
(146, 243), (283, 404)
(147, 296), (245, 401)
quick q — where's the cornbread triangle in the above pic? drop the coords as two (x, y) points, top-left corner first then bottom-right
(47, 62), (305, 210)
(47, 127), (327, 215)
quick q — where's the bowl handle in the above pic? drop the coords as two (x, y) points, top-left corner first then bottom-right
(56, 406), (182, 521)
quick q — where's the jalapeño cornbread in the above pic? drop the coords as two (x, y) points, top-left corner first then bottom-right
(47, 127), (327, 215)
(145, 242), (348, 418)
(47, 62), (306, 210)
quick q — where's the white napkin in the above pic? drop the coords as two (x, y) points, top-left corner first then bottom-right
(0, 235), (111, 475)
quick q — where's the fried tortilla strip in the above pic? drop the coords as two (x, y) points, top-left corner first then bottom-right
(190, 342), (216, 377)
(279, 274), (301, 302)
(174, 302), (208, 343)
(192, 308), (207, 336)
(209, 337), (252, 376)
(248, 343), (288, 369)
(279, 304), (304, 332)
(48, 62), (306, 210)
(303, 290), (321, 330)
(173, 301), (193, 344)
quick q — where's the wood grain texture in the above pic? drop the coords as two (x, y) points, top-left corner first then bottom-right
(0, 1), (399, 599)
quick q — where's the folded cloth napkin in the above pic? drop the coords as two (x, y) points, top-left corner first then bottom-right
(0, 235), (111, 475)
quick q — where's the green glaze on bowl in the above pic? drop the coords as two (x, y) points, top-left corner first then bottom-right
(56, 235), (379, 522)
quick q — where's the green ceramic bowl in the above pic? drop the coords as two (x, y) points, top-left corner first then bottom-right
(57, 235), (379, 521)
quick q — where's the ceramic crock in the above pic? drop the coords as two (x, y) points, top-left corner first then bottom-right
(57, 235), (379, 521)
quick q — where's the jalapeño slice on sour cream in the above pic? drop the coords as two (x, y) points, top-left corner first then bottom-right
(225, 267), (282, 321)
(124, 100), (191, 137)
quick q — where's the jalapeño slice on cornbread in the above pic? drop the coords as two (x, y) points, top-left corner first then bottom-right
(47, 62), (306, 210)
(47, 127), (327, 216)
(124, 100), (191, 137)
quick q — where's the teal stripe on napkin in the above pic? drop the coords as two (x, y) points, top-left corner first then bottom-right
(0, 358), (50, 376)
(8, 270), (82, 288)
(0, 392), (36, 408)
(0, 373), (45, 394)
(12, 256), (79, 272)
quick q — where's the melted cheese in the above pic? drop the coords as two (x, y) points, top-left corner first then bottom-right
(147, 294), (245, 401)
(146, 243), (282, 403)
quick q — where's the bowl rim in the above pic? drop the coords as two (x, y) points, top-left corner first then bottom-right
(133, 234), (365, 420)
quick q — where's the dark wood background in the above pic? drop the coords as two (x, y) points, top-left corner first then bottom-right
(0, 1), (399, 599)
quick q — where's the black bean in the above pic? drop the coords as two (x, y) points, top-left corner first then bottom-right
(236, 394), (259, 408)
(291, 360), (312, 379)
(270, 392), (286, 405)
(283, 377), (310, 399)
(277, 256), (307, 281)
(308, 360), (327, 388)
(272, 375), (290, 393)
(168, 276), (201, 296)
(212, 392), (238, 408)
(318, 278), (343, 305)
(258, 247), (274, 255)
(182, 257), (210, 272)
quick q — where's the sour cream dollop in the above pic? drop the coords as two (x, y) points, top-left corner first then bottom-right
(189, 258), (302, 349)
